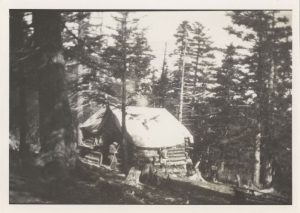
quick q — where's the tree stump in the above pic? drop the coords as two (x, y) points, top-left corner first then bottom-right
(125, 167), (141, 186)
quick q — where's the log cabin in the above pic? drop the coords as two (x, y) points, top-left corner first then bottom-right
(78, 105), (194, 173)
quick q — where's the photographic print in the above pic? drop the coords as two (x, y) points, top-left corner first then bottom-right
(8, 9), (292, 205)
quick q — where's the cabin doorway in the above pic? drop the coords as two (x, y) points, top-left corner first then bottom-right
(99, 132), (122, 170)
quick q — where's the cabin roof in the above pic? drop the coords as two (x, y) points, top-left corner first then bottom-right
(80, 106), (194, 148)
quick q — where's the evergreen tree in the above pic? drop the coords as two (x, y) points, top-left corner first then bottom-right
(10, 11), (40, 165)
(103, 12), (154, 173)
(190, 22), (215, 97)
(63, 12), (106, 71)
(226, 11), (292, 189)
(10, 11), (28, 161)
(172, 21), (193, 123)
(62, 12), (115, 146)
(152, 43), (170, 108)
(63, 12), (111, 109)
(171, 21), (216, 160)
(210, 44), (243, 138)
(188, 22), (216, 135)
(33, 11), (77, 177)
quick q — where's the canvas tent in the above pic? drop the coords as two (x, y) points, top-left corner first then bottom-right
(79, 105), (194, 168)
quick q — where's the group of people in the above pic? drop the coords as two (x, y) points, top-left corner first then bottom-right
(95, 138), (218, 183)
(139, 148), (169, 185)
(93, 137), (219, 184)
(96, 139), (282, 189)
(139, 149), (202, 185)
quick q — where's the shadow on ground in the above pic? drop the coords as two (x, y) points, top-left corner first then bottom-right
(9, 160), (289, 205)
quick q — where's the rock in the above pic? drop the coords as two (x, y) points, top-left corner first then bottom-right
(188, 174), (198, 181)
(165, 197), (175, 202)
(169, 174), (177, 178)
(125, 167), (141, 186)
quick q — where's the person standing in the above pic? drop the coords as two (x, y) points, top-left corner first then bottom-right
(211, 163), (218, 182)
(108, 142), (119, 169)
(159, 148), (168, 174)
(140, 157), (155, 184)
(185, 152), (195, 176)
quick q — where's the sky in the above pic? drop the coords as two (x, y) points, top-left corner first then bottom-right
(91, 11), (292, 72)
(92, 11), (236, 70)
(139, 11), (236, 69)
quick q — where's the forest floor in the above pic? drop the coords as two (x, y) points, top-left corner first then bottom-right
(9, 160), (235, 204)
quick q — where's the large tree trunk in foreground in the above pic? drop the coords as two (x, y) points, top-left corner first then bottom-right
(33, 11), (76, 177)
(10, 11), (29, 163)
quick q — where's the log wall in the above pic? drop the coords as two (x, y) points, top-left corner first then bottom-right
(131, 144), (187, 171)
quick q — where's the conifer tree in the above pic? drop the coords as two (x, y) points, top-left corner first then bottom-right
(152, 43), (169, 108)
(10, 11), (28, 162)
(33, 11), (76, 176)
(103, 12), (154, 173)
(172, 21), (193, 122)
(226, 11), (292, 188)
(210, 44), (243, 139)
(188, 22), (216, 134)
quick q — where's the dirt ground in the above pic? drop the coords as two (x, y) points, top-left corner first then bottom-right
(10, 160), (236, 204)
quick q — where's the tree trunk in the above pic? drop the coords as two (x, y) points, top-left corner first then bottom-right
(192, 49), (200, 95)
(76, 15), (86, 145)
(160, 42), (168, 107)
(76, 64), (85, 145)
(33, 11), (76, 178)
(259, 12), (276, 188)
(19, 67), (28, 161)
(121, 70), (129, 174)
(121, 13), (129, 174)
(10, 11), (28, 162)
(253, 128), (261, 187)
(179, 38), (187, 123)
(261, 11), (277, 188)
(253, 28), (264, 188)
